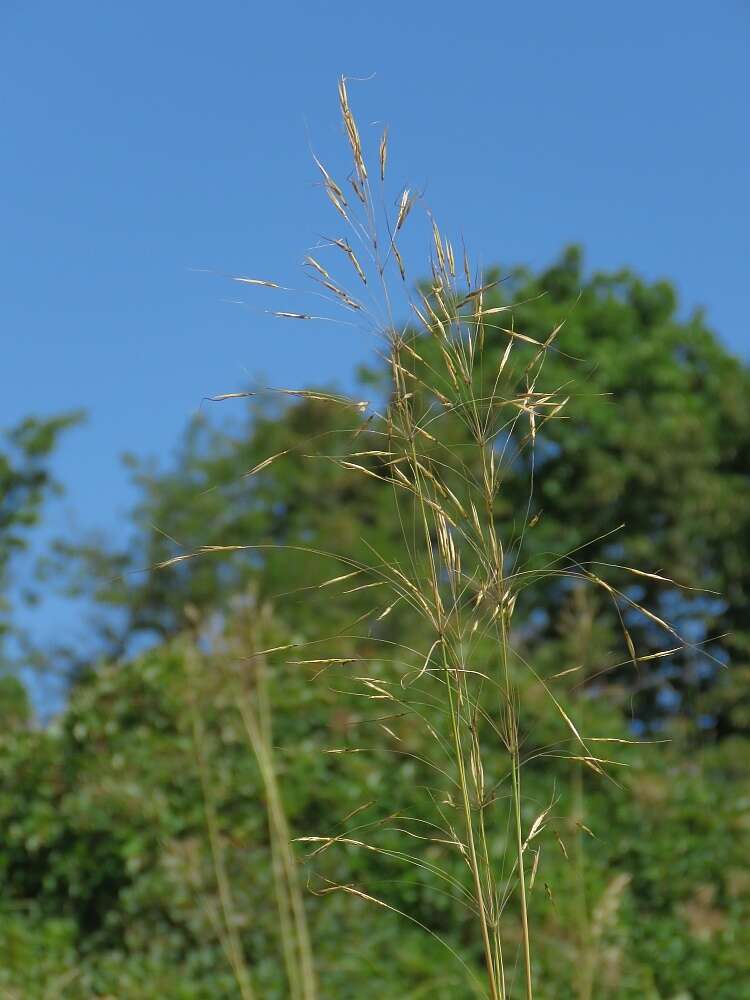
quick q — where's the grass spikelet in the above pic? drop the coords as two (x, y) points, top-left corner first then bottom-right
(243, 451), (290, 479)
(379, 126), (388, 181)
(338, 75), (367, 184)
(328, 237), (368, 285)
(303, 255), (331, 280)
(232, 276), (281, 288)
(207, 391), (257, 402)
(396, 188), (415, 231)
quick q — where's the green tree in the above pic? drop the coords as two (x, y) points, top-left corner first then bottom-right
(0, 412), (81, 664)
(50, 393), (400, 670)
(2, 599), (750, 998)
(488, 247), (750, 733)
(387, 246), (750, 732)
(54, 249), (750, 733)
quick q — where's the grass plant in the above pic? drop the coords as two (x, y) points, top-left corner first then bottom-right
(166, 78), (701, 998)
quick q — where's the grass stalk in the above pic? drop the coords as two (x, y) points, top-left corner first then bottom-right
(499, 611), (533, 1000)
(442, 644), (503, 1000)
(236, 608), (317, 1000)
(187, 649), (256, 1000)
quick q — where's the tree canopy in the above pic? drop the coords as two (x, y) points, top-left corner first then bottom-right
(2, 247), (750, 997)
(0, 411), (81, 666)
(50, 248), (750, 734)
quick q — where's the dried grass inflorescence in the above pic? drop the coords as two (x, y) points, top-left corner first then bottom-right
(186, 77), (703, 1000)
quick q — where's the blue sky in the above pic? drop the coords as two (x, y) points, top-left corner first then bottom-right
(2, 2), (748, 694)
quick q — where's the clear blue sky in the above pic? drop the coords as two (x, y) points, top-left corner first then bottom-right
(2, 2), (748, 694)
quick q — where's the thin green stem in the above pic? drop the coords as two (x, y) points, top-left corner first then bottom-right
(511, 748), (533, 1000)
(188, 658), (256, 1000)
(442, 646), (502, 1000)
(499, 612), (533, 1000)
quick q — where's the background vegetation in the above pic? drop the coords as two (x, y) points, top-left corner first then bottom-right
(2, 246), (749, 998)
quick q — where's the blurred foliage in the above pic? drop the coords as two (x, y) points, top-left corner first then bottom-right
(4, 250), (750, 996)
(1, 598), (749, 997)
(0, 411), (82, 662)
(48, 249), (750, 733)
